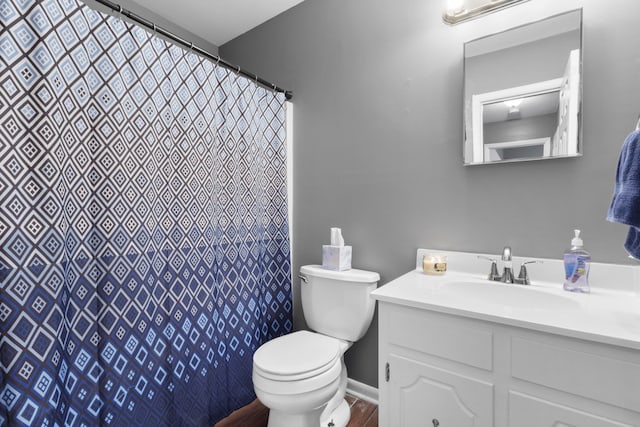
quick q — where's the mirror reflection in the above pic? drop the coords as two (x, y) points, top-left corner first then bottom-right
(463, 9), (582, 165)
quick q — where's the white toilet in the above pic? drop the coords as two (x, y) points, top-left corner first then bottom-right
(252, 265), (379, 427)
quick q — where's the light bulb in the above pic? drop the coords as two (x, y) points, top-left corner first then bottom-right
(446, 0), (465, 15)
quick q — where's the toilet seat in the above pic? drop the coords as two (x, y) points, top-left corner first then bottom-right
(253, 331), (341, 381)
(253, 331), (344, 395)
(253, 357), (341, 395)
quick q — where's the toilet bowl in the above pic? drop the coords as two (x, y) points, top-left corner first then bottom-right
(253, 331), (349, 427)
(252, 265), (380, 427)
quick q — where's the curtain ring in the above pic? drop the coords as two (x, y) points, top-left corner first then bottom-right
(189, 42), (194, 53)
(152, 23), (157, 37)
(215, 56), (221, 66)
(236, 65), (241, 75)
(117, 5), (123, 21)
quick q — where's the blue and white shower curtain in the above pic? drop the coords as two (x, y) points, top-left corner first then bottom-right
(0, 0), (292, 425)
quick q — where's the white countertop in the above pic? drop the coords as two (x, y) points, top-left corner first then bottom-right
(371, 249), (640, 351)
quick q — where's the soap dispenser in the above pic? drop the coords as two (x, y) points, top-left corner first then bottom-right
(563, 229), (591, 293)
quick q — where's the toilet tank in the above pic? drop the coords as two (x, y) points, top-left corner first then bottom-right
(300, 265), (380, 342)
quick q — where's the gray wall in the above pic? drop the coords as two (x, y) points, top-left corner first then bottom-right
(221, 0), (640, 388)
(484, 113), (558, 143)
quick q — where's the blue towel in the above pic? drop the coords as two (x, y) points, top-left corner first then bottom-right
(607, 129), (640, 259)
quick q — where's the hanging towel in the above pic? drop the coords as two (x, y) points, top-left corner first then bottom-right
(607, 129), (640, 259)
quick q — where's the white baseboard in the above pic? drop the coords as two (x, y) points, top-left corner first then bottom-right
(346, 378), (378, 405)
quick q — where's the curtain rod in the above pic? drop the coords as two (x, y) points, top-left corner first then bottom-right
(92, 0), (293, 100)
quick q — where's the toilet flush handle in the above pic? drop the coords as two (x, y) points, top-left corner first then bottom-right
(298, 273), (308, 283)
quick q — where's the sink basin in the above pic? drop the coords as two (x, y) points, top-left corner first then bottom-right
(438, 280), (580, 311)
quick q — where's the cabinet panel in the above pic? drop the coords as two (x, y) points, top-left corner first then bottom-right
(378, 302), (640, 427)
(509, 391), (635, 427)
(389, 353), (493, 427)
(387, 305), (493, 370)
(511, 337), (640, 412)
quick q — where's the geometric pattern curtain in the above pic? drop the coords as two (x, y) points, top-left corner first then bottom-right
(0, 0), (292, 425)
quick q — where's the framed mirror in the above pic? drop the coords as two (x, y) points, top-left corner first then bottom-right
(463, 9), (583, 165)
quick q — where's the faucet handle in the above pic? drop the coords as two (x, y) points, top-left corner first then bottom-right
(478, 255), (501, 281)
(515, 260), (543, 285)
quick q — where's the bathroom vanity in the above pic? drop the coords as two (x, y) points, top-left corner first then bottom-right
(371, 249), (640, 427)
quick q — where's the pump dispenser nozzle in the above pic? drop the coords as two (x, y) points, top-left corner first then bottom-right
(571, 229), (583, 248)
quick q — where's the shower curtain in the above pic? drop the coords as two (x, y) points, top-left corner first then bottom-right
(0, 0), (292, 425)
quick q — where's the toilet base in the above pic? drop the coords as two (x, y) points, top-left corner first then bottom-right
(320, 398), (350, 427)
(267, 405), (325, 427)
(266, 398), (351, 427)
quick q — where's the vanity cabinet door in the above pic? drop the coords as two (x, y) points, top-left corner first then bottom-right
(388, 354), (493, 427)
(509, 391), (635, 427)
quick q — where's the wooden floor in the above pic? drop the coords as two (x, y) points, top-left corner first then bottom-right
(214, 394), (378, 427)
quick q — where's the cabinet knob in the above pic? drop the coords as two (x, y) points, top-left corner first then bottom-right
(432, 419), (440, 427)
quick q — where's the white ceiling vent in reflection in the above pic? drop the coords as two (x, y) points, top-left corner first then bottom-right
(504, 99), (522, 111)
(443, 0), (530, 25)
(504, 99), (522, 120)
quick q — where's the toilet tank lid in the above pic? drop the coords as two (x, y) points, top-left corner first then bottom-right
(300, 265), (380, 283)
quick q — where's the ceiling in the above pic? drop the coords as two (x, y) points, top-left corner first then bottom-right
(129, 0), (306, 46)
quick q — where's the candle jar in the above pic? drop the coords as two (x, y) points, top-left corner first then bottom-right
(422, 254), (447, 275)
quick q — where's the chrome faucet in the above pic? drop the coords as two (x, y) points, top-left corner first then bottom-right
(479, 247), (541, 285)
(501, 246), (514, 284)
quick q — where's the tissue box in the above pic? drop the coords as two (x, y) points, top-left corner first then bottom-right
(322, 245), (352, 271)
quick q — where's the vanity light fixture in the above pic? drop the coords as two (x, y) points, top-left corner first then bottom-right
(443, 0), (530, 25)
